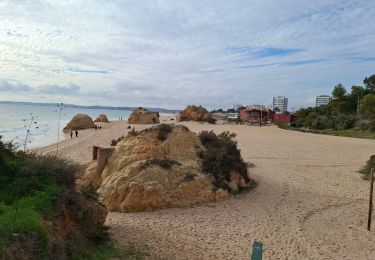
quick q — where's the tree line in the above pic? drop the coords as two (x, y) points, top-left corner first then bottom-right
(292, 74), (375, 131)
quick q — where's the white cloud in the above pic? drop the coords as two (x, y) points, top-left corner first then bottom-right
(0, 0), (374, 109)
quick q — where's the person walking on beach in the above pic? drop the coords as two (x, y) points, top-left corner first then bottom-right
(75, 129), (78, 137)
(70, 130), (73, 139)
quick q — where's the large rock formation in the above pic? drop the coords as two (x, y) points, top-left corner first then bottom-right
(177, 105), (209, 122)
(94, 114), (109, 123)
(63, 114), (95, 132)
(80, 124), (253, 212)
(128, 108), (160, 124)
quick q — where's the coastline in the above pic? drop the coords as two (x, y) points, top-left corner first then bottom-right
(35, 116), (175, 163)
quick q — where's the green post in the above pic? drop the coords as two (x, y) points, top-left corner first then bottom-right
(251, 240), (263, 260)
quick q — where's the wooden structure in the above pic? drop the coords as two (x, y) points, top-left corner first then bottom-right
(368, 168), (374, 231)
(239, 108), (273, 124)
(273, 114), (294, 124)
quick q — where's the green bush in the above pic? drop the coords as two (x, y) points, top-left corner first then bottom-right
(311, 115), (335, 130)
(0, 137), (111, 258)
(198, 131), (250, 192)
(87, 225), (111, 246)
(360, 155), (375, 180)
(275, 123), (290, 129)
(334, 114), (356, 130)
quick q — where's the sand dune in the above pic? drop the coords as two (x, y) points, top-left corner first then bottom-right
(37, 118), (375, 259)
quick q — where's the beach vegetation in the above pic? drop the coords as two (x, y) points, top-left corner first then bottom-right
(289, 73), (375, 137)
(198, 131), (250, 192)
(359, 155), (375, 180)
(0, 137), (140, 259)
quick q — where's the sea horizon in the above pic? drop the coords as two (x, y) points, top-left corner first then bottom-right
(0, 102), (134, 149)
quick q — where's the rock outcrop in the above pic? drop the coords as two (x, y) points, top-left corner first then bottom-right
(94, 114), (109, 123)
(63, 114), (95, 132)
(177, 105), (209, 122)
(128, 108), (160, 124)
(80, 124), (253, 212)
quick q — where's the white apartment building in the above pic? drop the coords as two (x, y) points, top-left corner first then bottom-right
(273, 96), (288, 113)
(316, 95), (330, 107)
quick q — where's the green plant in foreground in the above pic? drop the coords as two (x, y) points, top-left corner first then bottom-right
(0, 137), (128, 259)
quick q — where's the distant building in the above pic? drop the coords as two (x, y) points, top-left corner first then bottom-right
(273, 114), (294, 124)
(246, 104), (266, 110)
(226, 112), (239, 120)
(316, 95), (330, 107)
(273, 96), (288, 113)
(239, 108), (274, 124)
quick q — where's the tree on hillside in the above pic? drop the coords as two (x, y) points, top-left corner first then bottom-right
(351, 85), (368, 99)
(332, 83), (346, 99)
(331, 84), (347, 115)
(364, 74), (375, 92)
(351, 85), (369, 116)
(360, 94), (375, 119)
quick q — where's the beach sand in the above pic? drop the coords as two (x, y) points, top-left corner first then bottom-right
(37, 118), (375, 259)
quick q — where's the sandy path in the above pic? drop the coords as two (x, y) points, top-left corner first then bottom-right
(37, 120), (375, 259)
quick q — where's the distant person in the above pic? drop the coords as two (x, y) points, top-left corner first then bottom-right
(70, 130), (73, 139)
(75, 129), (78, 137)
(94, 125), (98, 130)
(127, 125), (131, 129)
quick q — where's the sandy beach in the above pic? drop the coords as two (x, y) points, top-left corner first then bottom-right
(37, 118), (375, 259)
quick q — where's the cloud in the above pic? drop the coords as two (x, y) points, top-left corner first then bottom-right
(226, 47), (304, 58)
(0, 0), (374, 109)
(37, 84), (80, 95)
(67, 67), (109, 74)
(0, 79), (33, 92)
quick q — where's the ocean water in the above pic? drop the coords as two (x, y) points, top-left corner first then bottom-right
(0, 103), (131, 148)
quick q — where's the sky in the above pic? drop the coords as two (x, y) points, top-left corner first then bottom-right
(0, 0), (374, 110)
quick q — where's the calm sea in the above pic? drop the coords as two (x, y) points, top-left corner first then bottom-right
(0, 103), (131, 148)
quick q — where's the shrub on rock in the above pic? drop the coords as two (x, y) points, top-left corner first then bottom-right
(80, 124), (255, 213)
(198, 131), (251, 192)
